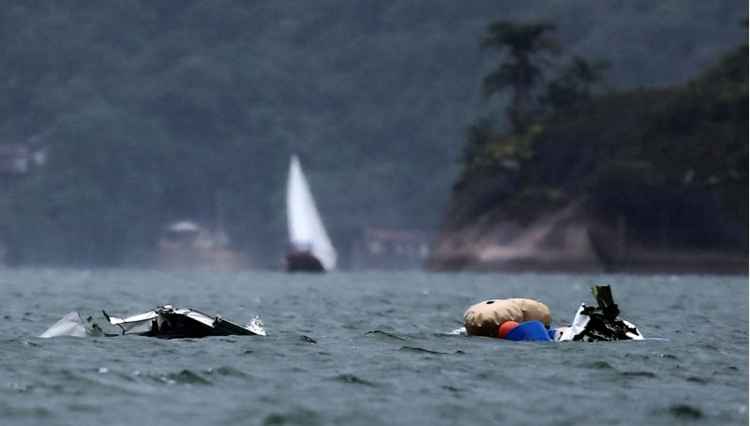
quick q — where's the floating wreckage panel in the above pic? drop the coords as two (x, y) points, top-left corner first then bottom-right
(39, 312), (101, 338)
(40, 305), (266, 338)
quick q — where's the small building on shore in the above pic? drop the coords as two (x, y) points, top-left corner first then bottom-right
(349, 227), (432, 270)
(157, 220), (248, 270)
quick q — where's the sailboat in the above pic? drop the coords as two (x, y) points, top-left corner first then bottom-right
(285, 155), (337, 272)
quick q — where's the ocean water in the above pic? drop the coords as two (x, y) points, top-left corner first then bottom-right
(0, 269), (747, 426)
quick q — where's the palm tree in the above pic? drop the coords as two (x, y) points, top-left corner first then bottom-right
(481, 21), (560, 132)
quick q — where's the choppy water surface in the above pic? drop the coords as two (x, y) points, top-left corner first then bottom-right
(1, 269), (747, 425)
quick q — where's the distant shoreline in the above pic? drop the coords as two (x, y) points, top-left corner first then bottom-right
(427, 210), (748, 275)
(426, 253), (748, 275)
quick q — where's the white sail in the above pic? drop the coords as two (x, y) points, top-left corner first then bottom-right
(286, 155), (337, 270)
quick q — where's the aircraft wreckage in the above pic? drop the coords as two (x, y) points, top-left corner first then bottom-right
(40, 305), (266, 338)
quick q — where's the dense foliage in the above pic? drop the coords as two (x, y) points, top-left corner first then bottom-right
(451, 40), (748, 250)
(0, 1), (744, 265)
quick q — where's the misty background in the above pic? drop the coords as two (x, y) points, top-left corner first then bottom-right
(0, 0), (745, 267)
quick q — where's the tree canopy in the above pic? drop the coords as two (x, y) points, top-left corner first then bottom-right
(450, 39), (748, 251)
(481, 21), (559, 132)
(0, 1), (744, 266)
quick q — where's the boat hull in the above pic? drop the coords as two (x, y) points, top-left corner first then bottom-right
(285, 251), (325, 272)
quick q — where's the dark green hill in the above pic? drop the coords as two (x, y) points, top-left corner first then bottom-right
(0, 1), (744, 266)
(433, 44), (748, 272)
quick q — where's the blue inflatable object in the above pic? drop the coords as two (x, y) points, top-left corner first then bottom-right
(504, 320), (553, 342)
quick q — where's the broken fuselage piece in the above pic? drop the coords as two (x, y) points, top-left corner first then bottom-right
(103, 305), (265, 338)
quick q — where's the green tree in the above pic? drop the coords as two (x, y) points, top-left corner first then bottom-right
(481, 21), (560, 132)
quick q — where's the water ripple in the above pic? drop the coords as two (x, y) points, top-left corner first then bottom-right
(299, 335), (317, 344)
(586, 360), (615, 370)
(331, 374), (378, 387)
(399, 346), (450, 355)
(667, 404), (704, 419)
(161, 369), (212, 385)
(262, 407), (322, 426)
(365, 330), (407, 341)
(621, 371), (657, 378)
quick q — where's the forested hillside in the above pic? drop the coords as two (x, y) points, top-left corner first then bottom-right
(431, 36), (747, 272)
(0, 1), (744, 266)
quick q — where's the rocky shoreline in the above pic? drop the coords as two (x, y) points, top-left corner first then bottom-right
(427, 203), (748, 274)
